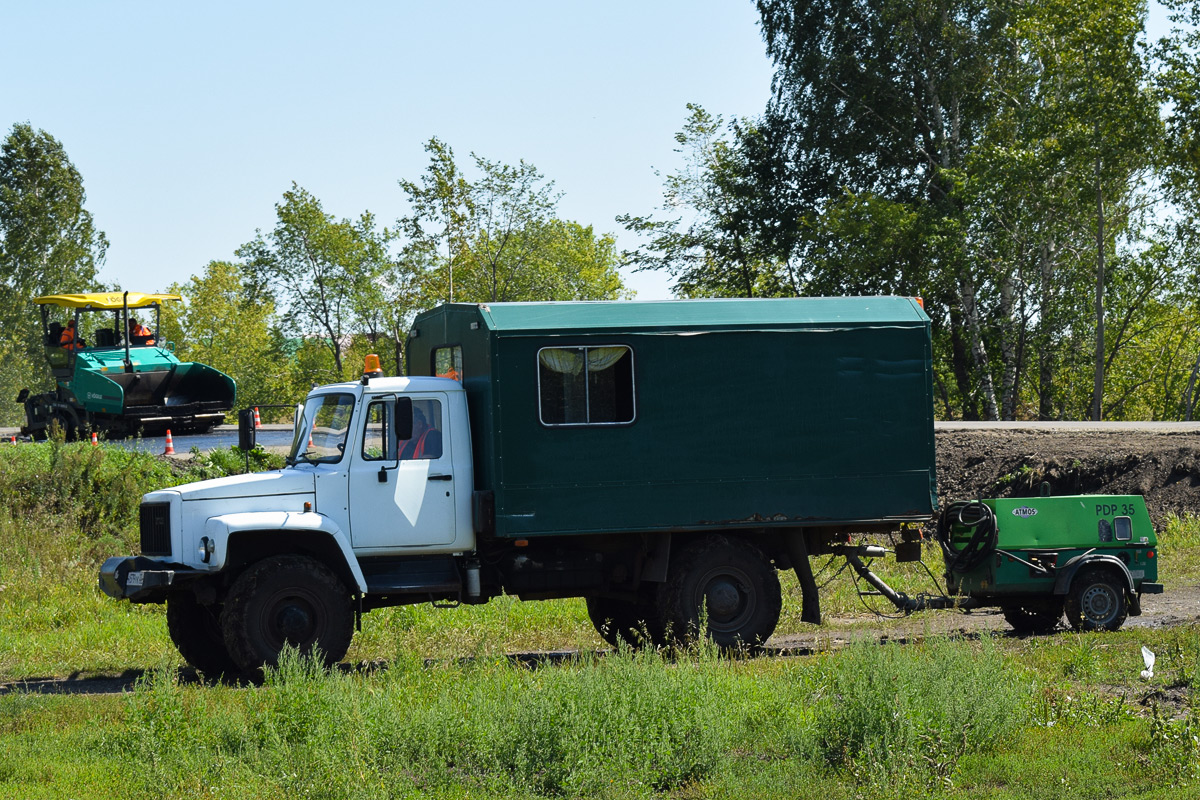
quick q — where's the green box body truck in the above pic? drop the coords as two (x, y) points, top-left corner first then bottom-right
(96, 297), (1160, 678)
(405, 298), (938, 540)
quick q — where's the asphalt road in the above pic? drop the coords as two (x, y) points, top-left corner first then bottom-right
(2, 420), (1199, 455)
(0, 424), (296, 454)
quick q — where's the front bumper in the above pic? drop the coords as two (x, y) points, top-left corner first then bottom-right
(98, 556), (197, 603)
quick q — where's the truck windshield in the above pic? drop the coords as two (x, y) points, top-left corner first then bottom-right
(289, 393), (355, 464)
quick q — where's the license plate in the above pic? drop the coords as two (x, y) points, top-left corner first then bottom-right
(126, 571), (145, 588)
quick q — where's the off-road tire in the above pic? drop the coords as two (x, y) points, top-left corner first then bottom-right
(1002, 600), (1064, 635)
(221, 555), (354, 678)
(1065, 567), (1128, 632)
(166, 593), (240, 678)
(657, 535), (781, 650)
(586, 585), (664, 648)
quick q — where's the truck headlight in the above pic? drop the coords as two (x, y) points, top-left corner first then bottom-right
(198, 536), (215, 564)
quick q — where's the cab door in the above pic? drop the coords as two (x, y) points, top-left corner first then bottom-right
(347, 394), (456, 550)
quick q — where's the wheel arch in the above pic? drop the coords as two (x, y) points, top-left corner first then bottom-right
(223, 528), (365, 595)
(1053, 554), (1135, 597)
(203, 511), (365, 593)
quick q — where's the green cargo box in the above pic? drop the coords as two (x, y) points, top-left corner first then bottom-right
(408, 297), (937, 539)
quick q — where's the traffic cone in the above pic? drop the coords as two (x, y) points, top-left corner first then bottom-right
(253, 406), (262, 428)
(163, 429), (176, 455)
(90, 431), (98, 446)
(9, 435), (15, 444)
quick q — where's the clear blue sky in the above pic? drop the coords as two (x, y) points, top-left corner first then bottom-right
(2, 1), (776, 301)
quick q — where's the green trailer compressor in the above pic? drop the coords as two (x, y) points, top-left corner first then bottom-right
(839, 493), (1164, 633)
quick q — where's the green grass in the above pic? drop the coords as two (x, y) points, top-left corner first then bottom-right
(3, 635), (1199, 798)
(2, 442), (1200, 797)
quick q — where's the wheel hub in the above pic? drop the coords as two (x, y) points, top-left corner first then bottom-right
(274, 602), (313, 642)
(1081, 585), (1116, 622)
(704, 577), (747, 622)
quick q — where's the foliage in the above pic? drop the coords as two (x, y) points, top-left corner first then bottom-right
(399, 137), (629, 306)
(187, 444), (285, 480)
(159, 260), (302, 413)
(3, 444), (1200, 796)
(619, 104), (789, 298)
(622, 0), (1191, 421)
(0, 123), (107, 424)
(239, 184), (392, 381)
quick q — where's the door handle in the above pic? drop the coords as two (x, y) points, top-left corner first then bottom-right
(428, 474), (453, 481)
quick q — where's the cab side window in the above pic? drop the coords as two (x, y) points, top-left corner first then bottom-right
(398, 399), (443, 460)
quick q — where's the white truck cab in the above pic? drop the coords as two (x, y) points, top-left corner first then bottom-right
(99, 373), (476, 677)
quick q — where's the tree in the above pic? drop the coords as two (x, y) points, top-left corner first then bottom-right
(0, 123), (108, 423)
(619, 105), (786, 298)
(239, 185), (389, 381)
(398, 138), (627, 304)
(160, 261), (299, 414)
(626, 0), (1165, 419)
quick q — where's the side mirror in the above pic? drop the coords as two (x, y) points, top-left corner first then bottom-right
(395, 396), (413, 441)
(238, 408), (257, 450)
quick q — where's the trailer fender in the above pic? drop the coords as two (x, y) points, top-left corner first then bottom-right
(1053, 554), (1136, 598)
(204, 511), (367, 593)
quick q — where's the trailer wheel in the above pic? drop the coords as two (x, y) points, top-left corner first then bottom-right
(1002, 600), (1064, 635)
(1065, 567), (1128, 632)
(658, 535), (781, 650)
(221, 555), (354, 678)
(586, 586), (663, 648)
(166, 593), (240, 678)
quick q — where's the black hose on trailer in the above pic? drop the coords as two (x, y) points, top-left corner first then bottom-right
(937, 500), (999, 573)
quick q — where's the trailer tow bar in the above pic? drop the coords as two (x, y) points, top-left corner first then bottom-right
(831, 545), (978, 614)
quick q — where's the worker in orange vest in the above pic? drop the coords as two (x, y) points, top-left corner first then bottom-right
(398, 407), (443, 459)
(59, 319), (84, 351)
(127, 317), (156, 346)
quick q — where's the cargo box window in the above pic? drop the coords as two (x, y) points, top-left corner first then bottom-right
(538, 346), (634, 425)
(434, 346), (462, 381)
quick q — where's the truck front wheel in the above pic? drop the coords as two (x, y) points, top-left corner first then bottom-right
(166, 593), (240, 678)
(658, 536), (781, 650)
(1065, 567), (1128, 632)
(221, 555), (354, 677)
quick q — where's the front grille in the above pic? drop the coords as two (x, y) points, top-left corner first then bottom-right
(139, 502), (172, 556)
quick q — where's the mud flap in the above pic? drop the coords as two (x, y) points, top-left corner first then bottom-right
(785, 531), (821, 625)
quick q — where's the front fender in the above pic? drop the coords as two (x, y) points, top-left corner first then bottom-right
(203, 511), (367, 593)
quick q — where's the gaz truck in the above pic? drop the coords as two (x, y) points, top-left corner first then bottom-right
(18, 292), (236, 438)
(97, 298), (1162, 677)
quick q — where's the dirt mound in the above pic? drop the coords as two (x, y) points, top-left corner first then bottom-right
(936, 428), (1200, 526)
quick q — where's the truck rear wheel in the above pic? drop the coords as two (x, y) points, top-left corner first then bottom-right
(586, 586), (663, 648)
(658, 535), (781, 650)
(221, 555), (354, 677)
(1065, 567), (1128, 632)
(166, 593), (240, 678)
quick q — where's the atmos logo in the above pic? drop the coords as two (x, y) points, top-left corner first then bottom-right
(1012, 506), (1039, 518)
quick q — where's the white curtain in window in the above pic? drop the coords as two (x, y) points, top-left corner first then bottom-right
(586, 347), (627, 372)
(539, 348), (584, 375)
